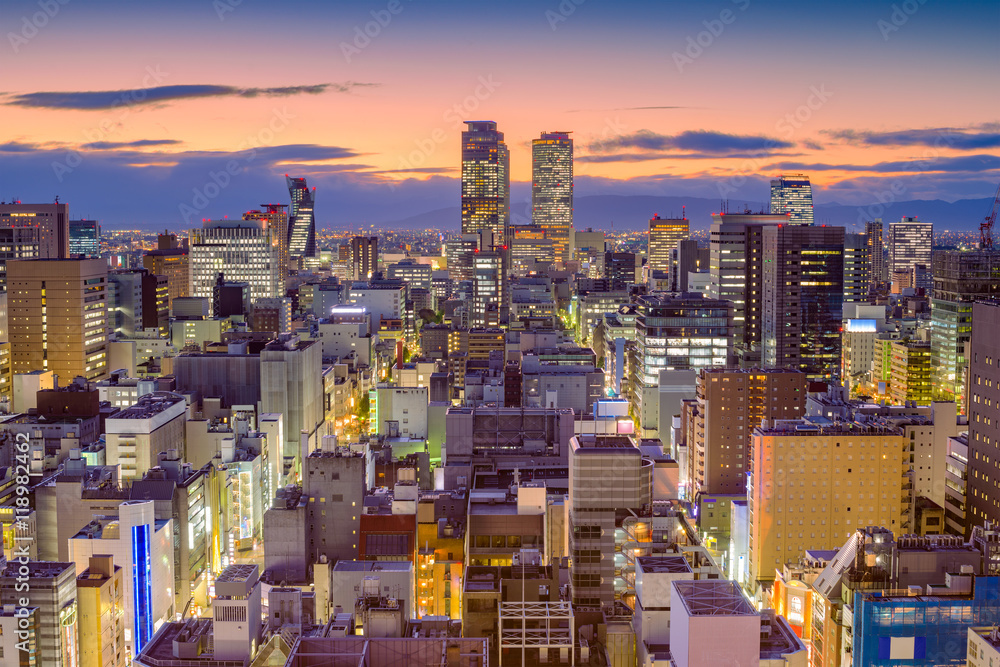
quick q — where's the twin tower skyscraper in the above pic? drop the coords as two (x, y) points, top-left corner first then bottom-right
(460, 121), (574, 266)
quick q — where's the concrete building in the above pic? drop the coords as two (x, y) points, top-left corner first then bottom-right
(189, 219), (281, 311)
(532, 131), (573, 265)
(968, 300), (1000, 534)
(0, 604), (40, 666)
(769, 173), (814, 225)
(886, 339), (932, 405)
(748, 419), (907, 590)
(76, 554), (126, 667)
(350, 236), (378, 282)
(211, 564), (262, 661)
(569, 434), (652, 605)
(691, 368), (807, 500)
(0, 560), (78, 667)
(68, 500), (175, 657)
(7, 258), (109, 382)
(0, 201), (70, 291)
(260, 335), (323, 475)
(104, 391), (187, 481)
(843, 232), (871, 303)
(889, 216), (933, 279)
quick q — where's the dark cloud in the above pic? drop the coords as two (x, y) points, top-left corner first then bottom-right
(825, 125), (1000, 150)
(764, 154), (1000, 173)
(0, 141), (46, 152)
(588, 130), (794, 155)
(375, 167), (457, 174)
(578, 151), (804, 164)
(4, 83), (377, 110)
(82, 139), (181, 150)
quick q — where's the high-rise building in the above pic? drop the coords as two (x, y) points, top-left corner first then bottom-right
(0, 560), (78, 667)
(286, 176), (316, 259)
(472, 246), (505, 327)
(510, 223), (555, 274)
(647, 215), (689, 276)
(76, 555), (126, 667)
(445, 233), (480, 283)
(769, 174), (814, 225)
(748, 419), (907, 589)
(967, 300), (1000, 534)
(531, 131), (573, 265)
(69, 219), (100, 257)
(691, 368), (807, 499)
(189, 219), (282, 311)
(461, 121), (510, 250)
(7, 258), (108, 382)
(843, 232), (870, 303)
(930, 250), (1000, 408)
(244, 203), (289, 285)
(886, 339), (932, 405)
(708, 212), (788, 351)
(889, 217), (933, 277)
(0, 201), (70, 291)
(260, 334), (324, 476)
(350, 236), (379, 282)
(866, 219), (886, 285)
(604, 251), (637, 290)
(568, 434), (651, 606)
(761, 224), (845, 380)
(143, 233), (189, 312)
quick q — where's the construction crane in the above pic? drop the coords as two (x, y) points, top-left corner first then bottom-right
(980, 182), (1000, 250)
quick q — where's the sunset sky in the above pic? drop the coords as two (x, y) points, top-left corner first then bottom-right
(1, 0), (998, 229)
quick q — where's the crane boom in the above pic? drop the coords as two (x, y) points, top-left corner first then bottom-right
(981, 182), (1000, 250)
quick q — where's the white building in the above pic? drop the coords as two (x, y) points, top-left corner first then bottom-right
(68, 500), (175, 657)
(189, 219), (282, 311)
(371, 385), (428, 439)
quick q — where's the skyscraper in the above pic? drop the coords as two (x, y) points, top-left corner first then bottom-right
(0, 201), (70, 291)
(761, 224), (845, 380)
(7, 258), (109, 381)
(769, 173), (814, 225)
(968, 299), (1000, 534)
(461, 121), (510, 248)
(286, 176), (316, 259)
(889, 217), (933, 277)
(647, 215), (689, 276)
(350, 236), (378, 281)
(244, 203), (289, 284)
(865, 219), (886, 285)
(843, 232), (871, 303)
(188, 219), (282, 311)
(69, 219), (100, 257)
(531, 131), (573, 264)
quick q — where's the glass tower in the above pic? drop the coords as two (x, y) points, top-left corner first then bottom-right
(461, 121), (510, 247)
(647, 215), (689, 276)
(69, 219), (100, 257)
(286, 176), (316, 259)
(531, 131), (573, 265)
(769, 173), (814, 225)
(889, 217), (933, 276)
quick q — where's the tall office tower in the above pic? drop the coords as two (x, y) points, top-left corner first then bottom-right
(69, 219), (100, 257)
(107, 269), (168, 336)
(967, 300), (1000, 534)
(568, 434), (651, 606)
(244, 203), (290, 284)
(143, 233), (189, 311)
(286, 176), (316, 259)
(604, 251), (637, 290)
(931, 251), (1000, 407)
(0, 560), (78, 667)
(633, 294), (733, 432)
(531, 131), (573, 265)
(671, 238), (700, 292)
(889, 217), (933, 277)
(707, 212), (788, 351)
(762, 224), (845, 380)
(866, 219), (886, 285)
(472, 246), (505, 327)
(747, 419), (907, 590)
(189, 219), (281, 311)
(0, 201), (70, 291)
(843, 232), (871, 303)
(510, 222), (555, 274)
(76, 555), (126, 667)
(350, 236), (379, 281)
(461, 121), (510, 249)
(7, 258), (108, 382)
(260, 334), (323, 475)
(691, 368), (807, 499)
(68, 500), (174, 658)
(769, 173), (814, 225)
(647, 215), (689, 276)
(445, 233), (480, 283)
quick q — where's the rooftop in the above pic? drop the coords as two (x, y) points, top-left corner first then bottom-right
(1, 560), (75, 579)
(637, 555), (692, 574)
(331, 561), (412, 573)
(572, 434), (638, 450)
(673, 580), (757, 617)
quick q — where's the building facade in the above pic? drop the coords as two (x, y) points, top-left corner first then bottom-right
(531, 131), (573, 265)
(769, 173), (814, 225)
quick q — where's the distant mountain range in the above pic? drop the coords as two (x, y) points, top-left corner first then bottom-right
(373, 195), (996, 233)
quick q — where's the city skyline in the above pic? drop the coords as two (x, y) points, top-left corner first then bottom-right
(0, 0), (996, 228)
